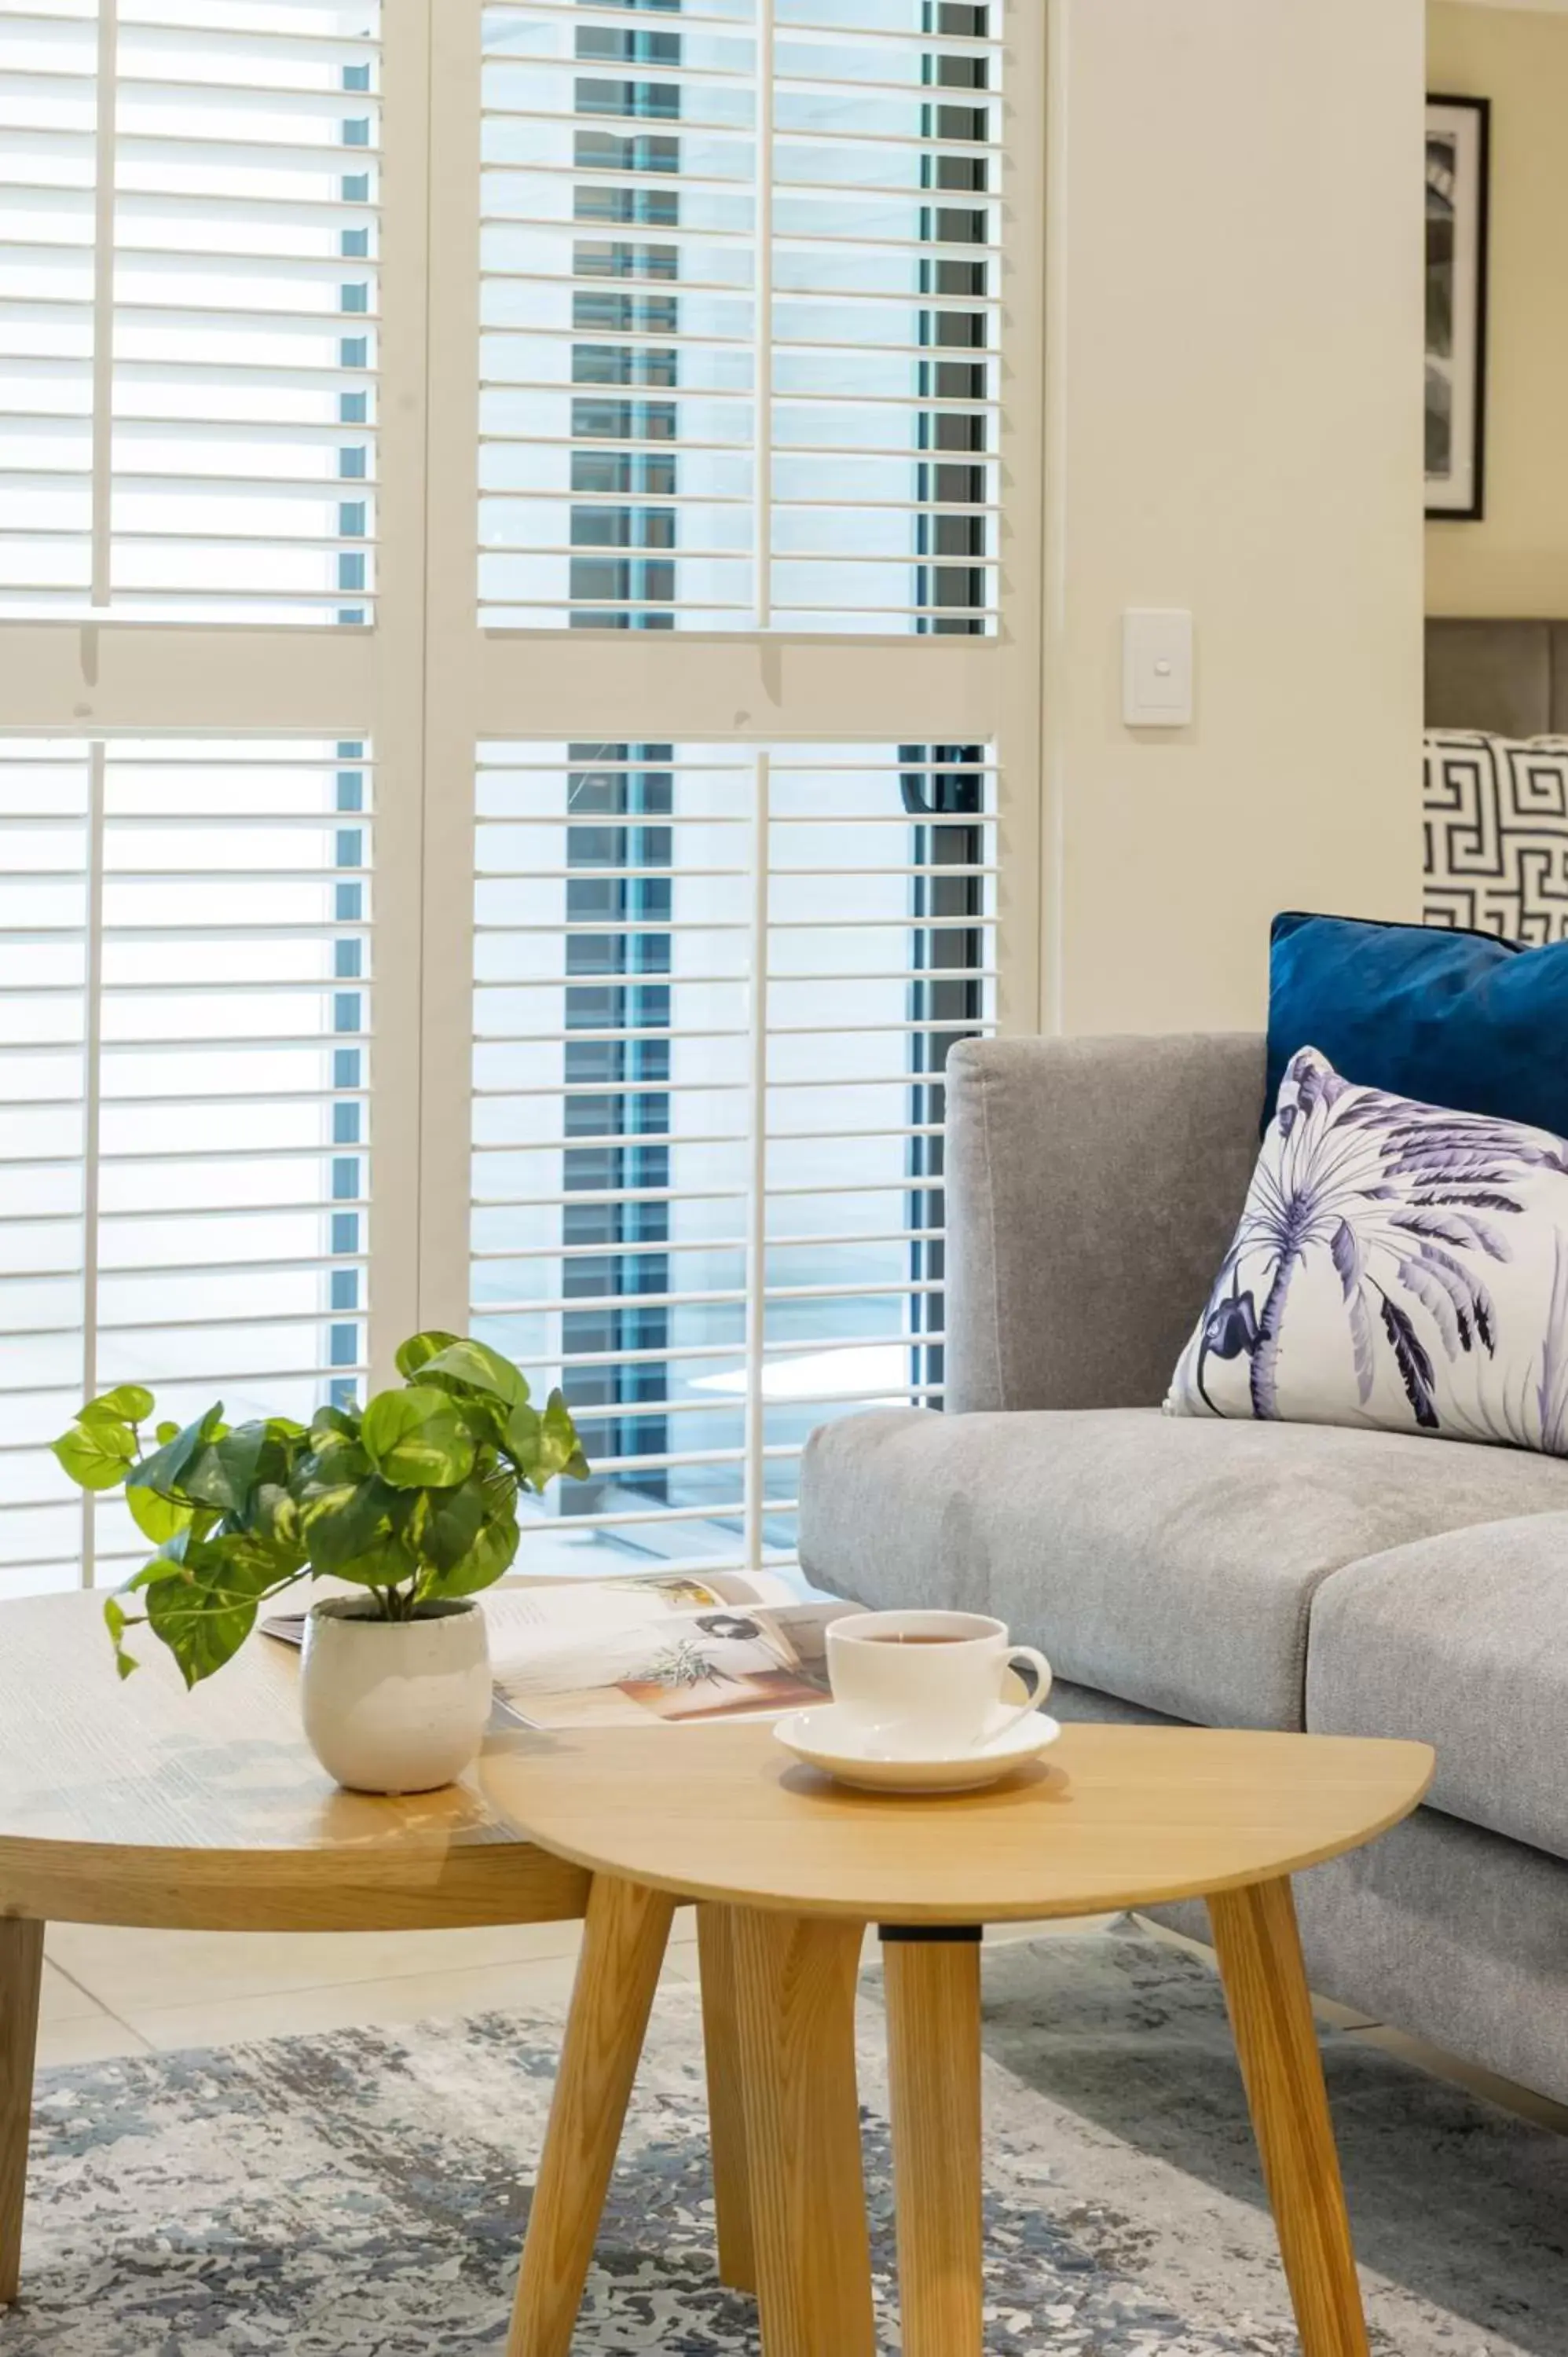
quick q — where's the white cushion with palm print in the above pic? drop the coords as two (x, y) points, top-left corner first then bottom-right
(1164, 1045), (1568, 1455)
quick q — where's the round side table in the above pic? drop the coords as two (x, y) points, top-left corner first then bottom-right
(0, 1592), (593, 2307)
(483, 1717), (1432, 2357)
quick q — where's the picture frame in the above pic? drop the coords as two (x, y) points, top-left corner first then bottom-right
(1426, 93), (1491, 522)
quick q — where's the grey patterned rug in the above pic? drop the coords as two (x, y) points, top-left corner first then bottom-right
(10, 1926), (1567, 2354)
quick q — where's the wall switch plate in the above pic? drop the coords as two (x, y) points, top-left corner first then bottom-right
(1123, 608), (1193, 728)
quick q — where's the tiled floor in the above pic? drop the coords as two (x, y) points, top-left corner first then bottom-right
(35, 1912), (1103, 2068)
(33, 1912), (1568, 2142)
(37, 1915), (700, 2065)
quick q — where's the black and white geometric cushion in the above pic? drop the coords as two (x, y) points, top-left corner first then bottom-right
(1424, 731), (1568, 944)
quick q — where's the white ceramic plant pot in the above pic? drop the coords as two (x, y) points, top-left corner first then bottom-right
(299, 1596), (492, 1794)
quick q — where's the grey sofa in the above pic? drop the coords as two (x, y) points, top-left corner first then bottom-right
(799, 1034), (1568, 2104)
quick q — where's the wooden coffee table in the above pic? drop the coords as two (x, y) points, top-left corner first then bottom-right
(483, 1717), (1434, 2357)
(0, 1590), (599, 2306)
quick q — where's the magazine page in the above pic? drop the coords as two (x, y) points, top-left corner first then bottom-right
(482, 1568), (804, 1663)
(489, 1597), (849, 1732)
(261, 1566), (801, 1652)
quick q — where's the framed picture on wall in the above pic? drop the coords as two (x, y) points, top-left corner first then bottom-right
(1426, 93), (1490, 521)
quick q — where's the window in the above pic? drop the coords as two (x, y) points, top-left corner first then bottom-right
(2, 0), (1043, 1595)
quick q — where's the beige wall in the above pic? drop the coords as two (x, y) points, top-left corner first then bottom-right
(1043, 0), (1427, 1036)
(1427, 2), (1568, 614)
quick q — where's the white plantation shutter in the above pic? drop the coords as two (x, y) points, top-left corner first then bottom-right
(0, 735), (372, 1596)
(0, 0), (422, 1600)
(467, 739), (996, 1575)
(0, 0), (381, 623)
(416, 0), (1042, 1582)
(475, 0), (1002, 632)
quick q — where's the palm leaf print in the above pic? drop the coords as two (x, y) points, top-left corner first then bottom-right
(1189, 1049), (1548, 1436)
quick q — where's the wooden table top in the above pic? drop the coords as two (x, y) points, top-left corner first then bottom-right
(481, 1720), (1434, 1925)
(0, 1593), (590, 1933)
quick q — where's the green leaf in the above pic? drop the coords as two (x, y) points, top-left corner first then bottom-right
(181, 1420), (270, 1514)
(126, 1483), (192, 1544)
(102, 1595), (144, 1681)
(503, 1401), (541, 1466)
(223, 1523), (311, 1588)
(335, 1532), (418, 1589)
(413, 1475), (487, 1574)
(301, 1442), (372, 1491)
(122, 1550), (181, 1589)
(415, 1337), (529, 1410)
(299, 1474), (395, 1574)
(53, 1413), (137, 1493)
(302, 1484), (412, 1589)
(394, 1329), (461, 1383)
(242, 1420), (310, 1502)
(97, 1376), (154, 1414)
(134, 1404), (226, 1501)
(507, 1389), (588, 1491)
(541, 1390), (590, 1483)
(447, 1390), (511, 1450)
(155, 1420), (180, 1446)
(311, 1402), (361, 1444)
(419, 1501), (520, 1600)
(85, 1384), (155, 1426)
(300, 1406), (370, 1487)
(361, 1385), (477, 1491)
(143, 1538), (282, 1688)
(251, 1481), (303, 1552)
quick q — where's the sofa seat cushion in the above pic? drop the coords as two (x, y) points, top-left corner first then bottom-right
(799, 1406), (1568, 1731)
(1307, 1512), (1568, 1863)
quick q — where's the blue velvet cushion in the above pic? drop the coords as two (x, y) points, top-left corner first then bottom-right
(1267, 912), (1568, 1141)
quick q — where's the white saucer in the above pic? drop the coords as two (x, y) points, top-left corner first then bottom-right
(772, 1704), (1061, 1795)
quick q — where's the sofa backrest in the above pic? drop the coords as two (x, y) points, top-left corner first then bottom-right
(943, 1034), (1266, 1415)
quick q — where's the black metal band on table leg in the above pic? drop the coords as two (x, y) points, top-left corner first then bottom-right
(877, 1923), (984, 1944)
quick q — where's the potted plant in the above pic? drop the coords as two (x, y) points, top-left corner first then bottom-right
(51, 1332), (588, 1794)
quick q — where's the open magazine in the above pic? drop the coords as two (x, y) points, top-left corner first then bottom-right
(263, 1570), (848, 1732)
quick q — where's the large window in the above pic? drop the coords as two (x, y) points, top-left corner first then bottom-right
(0, 0), (1043, 1594)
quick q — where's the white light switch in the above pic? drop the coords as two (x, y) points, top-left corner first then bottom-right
(1123, 608), (1193, 728)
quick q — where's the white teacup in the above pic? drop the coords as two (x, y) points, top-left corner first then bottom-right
(825, 1609), (1053, 1758)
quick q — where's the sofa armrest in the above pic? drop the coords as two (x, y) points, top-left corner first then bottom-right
(944, 1033), (1266, 1413)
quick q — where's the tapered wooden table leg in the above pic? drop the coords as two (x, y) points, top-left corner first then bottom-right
(507, 1875), (675, 2357)
(696, 1904), (756, 2293)
(881, 1926), (984, 2357)
(1209, 1877), (1370, 2357)
(731, 1908), (875, 2357)
(0, 1917), (43, 2306)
